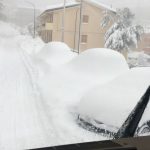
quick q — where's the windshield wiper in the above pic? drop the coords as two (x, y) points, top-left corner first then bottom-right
(114, 86), (150, 139)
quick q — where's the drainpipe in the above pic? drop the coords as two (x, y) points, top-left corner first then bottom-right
(73, 8), (79, 52)
(61, 0), (66, 42)
(78, 0), (83, 54)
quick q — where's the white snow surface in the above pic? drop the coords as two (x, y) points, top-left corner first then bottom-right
(87, 0), (116, 12)
(37, 48), (129, 145)
(36, 42), (77, 68)
(39, 48), (129, 107)
(0, 22), (20, 37)
(78, 67), (150, 128)
(0, 22), (108, 150)
(127, 51), (150, 67)
(37, 48), (129, 148)
(2, 20), (147, 150)
(20, 36), (45, 55)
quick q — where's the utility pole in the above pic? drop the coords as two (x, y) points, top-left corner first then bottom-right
(114, 86), (150, 139)
(61, 0), (66, 42)
(25, 1), (36, 38)
(78, 0), (83, 54)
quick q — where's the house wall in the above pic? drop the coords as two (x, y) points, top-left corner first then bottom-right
(79, 2), (109, 52)
(38, 2), (112, 53)
(39, 6), (79, 50)
(137, 33), (150, 54)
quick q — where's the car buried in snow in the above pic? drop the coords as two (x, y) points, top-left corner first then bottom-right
(77, 67), (150, 138)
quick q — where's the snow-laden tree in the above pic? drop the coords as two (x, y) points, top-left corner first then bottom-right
(0, 0), (3, 9)
(127, 51), (150, 68)
(101, 8), (144, 52)
(0, 0), (6, 21)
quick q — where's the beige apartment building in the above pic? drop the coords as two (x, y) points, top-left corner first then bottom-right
(137, 33), (150, 54)
(37, 0), (115, 52)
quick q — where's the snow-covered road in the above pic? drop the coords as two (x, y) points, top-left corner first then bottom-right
(0, 22), (105, 150)
(0, 39), (58, 149)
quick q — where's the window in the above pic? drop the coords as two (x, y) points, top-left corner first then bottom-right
(41, 23), (45, 27)
(81, 35), (88, 43)
(82, 15), (89, 23)
(47, 13), (53, 23)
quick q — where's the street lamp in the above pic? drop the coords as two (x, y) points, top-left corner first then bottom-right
(25, 1), (36, 38)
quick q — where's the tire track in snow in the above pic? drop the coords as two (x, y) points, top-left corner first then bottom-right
(18, 48), (59, 147)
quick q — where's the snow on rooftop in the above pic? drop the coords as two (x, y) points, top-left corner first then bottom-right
(41, 1), (80, 13)
(40, 0), (116, 13)
(87, 0), (116, 12)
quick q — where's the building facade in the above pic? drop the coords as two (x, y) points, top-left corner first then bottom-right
(37, 1), (115, 52)
(138, 33), (150, 54)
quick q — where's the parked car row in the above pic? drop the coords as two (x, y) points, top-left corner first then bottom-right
(36, 42), (150, 139)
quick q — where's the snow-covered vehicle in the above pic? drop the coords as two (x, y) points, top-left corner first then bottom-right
(38, 48), (129, 142)
(77, 67), (150, 137)
(35, 41), (76, 67)
(137, 121), (150, 135)
(127, 51), (150, 68)
(39, 48), (129, 106)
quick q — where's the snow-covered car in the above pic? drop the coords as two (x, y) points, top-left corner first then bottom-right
(37, 48), (129, 142)
(39, 48), (129, 106)
(35, 41), (76, 67)
(77, 67), (150, 137)
(127, 51), (150, 68)
(137, 121), (150, 136)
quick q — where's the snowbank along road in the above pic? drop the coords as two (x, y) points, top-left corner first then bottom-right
(0, 22), (106, 150)
(1, 21), (149, 150)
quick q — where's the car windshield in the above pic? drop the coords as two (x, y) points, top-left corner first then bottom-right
(0, 0), (150, 149)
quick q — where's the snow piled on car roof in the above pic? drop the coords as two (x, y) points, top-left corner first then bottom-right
(39, 48), (129, 106)
(36, 41), (77, 67)
(78, 67), (150, 128)
(38, 48), (129, 146)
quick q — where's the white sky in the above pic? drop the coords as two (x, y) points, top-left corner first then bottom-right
(3, 0), (150, 25)
(97, 0), (150, 25)
(4, 0), (75, 8)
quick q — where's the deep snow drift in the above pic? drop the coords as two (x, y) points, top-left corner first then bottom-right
(127, 51), (150, 67)
(0, 22), (20, 37)
(1, 20), (149, 150)
(20, 35), (45, 55)
(39, 48), (129, 106)
(36, 42), (77, 68)
(0, 22), (107, 150)
(37, 48), (129, 146)
(78, 67), (150, 129)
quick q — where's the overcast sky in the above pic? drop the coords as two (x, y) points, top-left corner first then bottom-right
(3, 0), (150, 25)
(98, 0), (150, 25)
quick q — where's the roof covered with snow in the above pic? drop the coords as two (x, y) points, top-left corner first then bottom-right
(86, 0), (116, 12)
(41, 2), (80, 14)
(41, 0), (116, 14)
